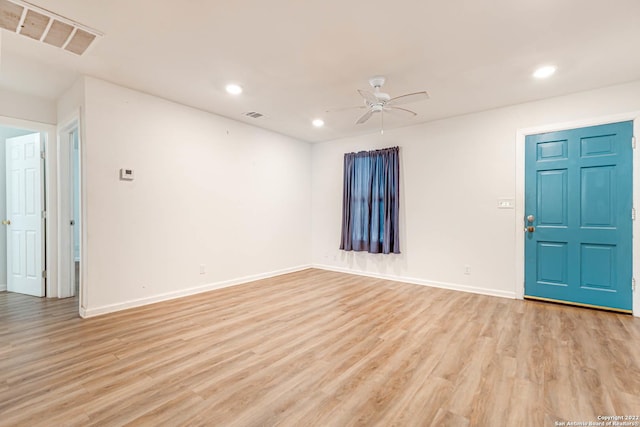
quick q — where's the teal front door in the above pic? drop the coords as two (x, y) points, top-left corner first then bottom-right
(524, 121), (633, 313)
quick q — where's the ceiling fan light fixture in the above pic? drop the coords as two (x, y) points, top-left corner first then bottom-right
(533, 65), (557, 79)
(330, 76), (429, 129)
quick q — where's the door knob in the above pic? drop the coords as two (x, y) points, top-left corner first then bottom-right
(1, 219), (10, 225)
(527, 215), (535, 223)
(527, 226), (535, 233)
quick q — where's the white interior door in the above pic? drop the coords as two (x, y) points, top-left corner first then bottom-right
(5, 133), (44, 297)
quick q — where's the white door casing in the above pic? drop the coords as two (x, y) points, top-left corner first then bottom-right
(6, 133), (44, 297)
(57, 114), (83, 304)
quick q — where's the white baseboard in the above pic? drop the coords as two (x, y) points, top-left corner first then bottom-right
(0, 283), (6, 292)
(81, 264), (312, 318)
(312, 264), (516, 300)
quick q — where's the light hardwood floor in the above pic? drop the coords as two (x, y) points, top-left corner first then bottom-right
(1, 269), (639, 426)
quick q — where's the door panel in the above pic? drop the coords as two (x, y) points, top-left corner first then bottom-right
(580, 244), (615, 290)
(536, 242), (568, 286)
(537, 170), (568, 225)
(6, 133), (44, 297)
(525, 121), (633, 312)
(581, 166), (615, 227)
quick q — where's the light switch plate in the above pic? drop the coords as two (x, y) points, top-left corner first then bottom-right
(497, 198), (514, 209)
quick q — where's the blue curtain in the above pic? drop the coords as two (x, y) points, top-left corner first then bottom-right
(340, 146), (400, 254)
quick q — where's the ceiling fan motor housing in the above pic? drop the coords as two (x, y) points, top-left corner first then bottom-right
(369, 76), (386, 89)
(368, 76), (390, 102)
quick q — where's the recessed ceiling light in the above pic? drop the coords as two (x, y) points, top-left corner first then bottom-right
(312, 118), (325, 128)
(225, 83), (243, 95)
(533, 65), (557, 79)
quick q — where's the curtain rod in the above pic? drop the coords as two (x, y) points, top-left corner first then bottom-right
(346, 146), (399, 156)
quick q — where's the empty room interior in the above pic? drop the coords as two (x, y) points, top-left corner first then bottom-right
(1, 0), (640, 425)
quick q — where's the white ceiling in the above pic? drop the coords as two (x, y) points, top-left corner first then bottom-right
(1, 0), (640, 142)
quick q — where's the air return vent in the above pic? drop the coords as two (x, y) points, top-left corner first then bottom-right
(0, 0), (101, 55)
(244, 112), (264, 119)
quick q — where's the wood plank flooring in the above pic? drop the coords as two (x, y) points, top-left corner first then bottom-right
(1, 268), (639, 426)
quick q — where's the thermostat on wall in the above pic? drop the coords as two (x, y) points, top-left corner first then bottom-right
(120, 168), (135, 181)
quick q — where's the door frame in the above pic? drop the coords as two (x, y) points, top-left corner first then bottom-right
(58, 110), (86, 314)
(516, 112), (640, 317)
(0, 115), (58, 298)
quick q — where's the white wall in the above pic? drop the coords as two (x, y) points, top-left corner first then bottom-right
(80, 77), (312, 316)
(312, 80), (640, 310)
(0, 87), (56, 125)
(53, 76), (640, 317)
(56, 78), (85, 125)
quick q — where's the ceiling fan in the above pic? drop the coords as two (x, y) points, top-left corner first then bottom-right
(329, 76), (430, 133)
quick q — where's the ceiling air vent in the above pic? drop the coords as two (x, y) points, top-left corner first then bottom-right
(0, 0), (101, 55)
(244, 112), (264, 119)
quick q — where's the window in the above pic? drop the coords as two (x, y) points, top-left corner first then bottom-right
(340, 146), (400, 254)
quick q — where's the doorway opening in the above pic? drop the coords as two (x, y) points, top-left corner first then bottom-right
(58, 117), (82, 310)
(72, 128), (80, 297)
(516, 113), (640, 317)
(523, 121), (633, 313)
(0, 118), (55, 299)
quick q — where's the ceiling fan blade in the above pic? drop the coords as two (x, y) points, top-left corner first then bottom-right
(384, 106), (418, 117)
(325, 105), (366, 113)
(387, 91), (429, 106)
(356, 109), (374, 124)
(358, 89), (379, 105)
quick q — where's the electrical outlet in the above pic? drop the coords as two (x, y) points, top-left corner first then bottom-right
(199, 264), (206, 275)
(464, 265), (471, 275)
